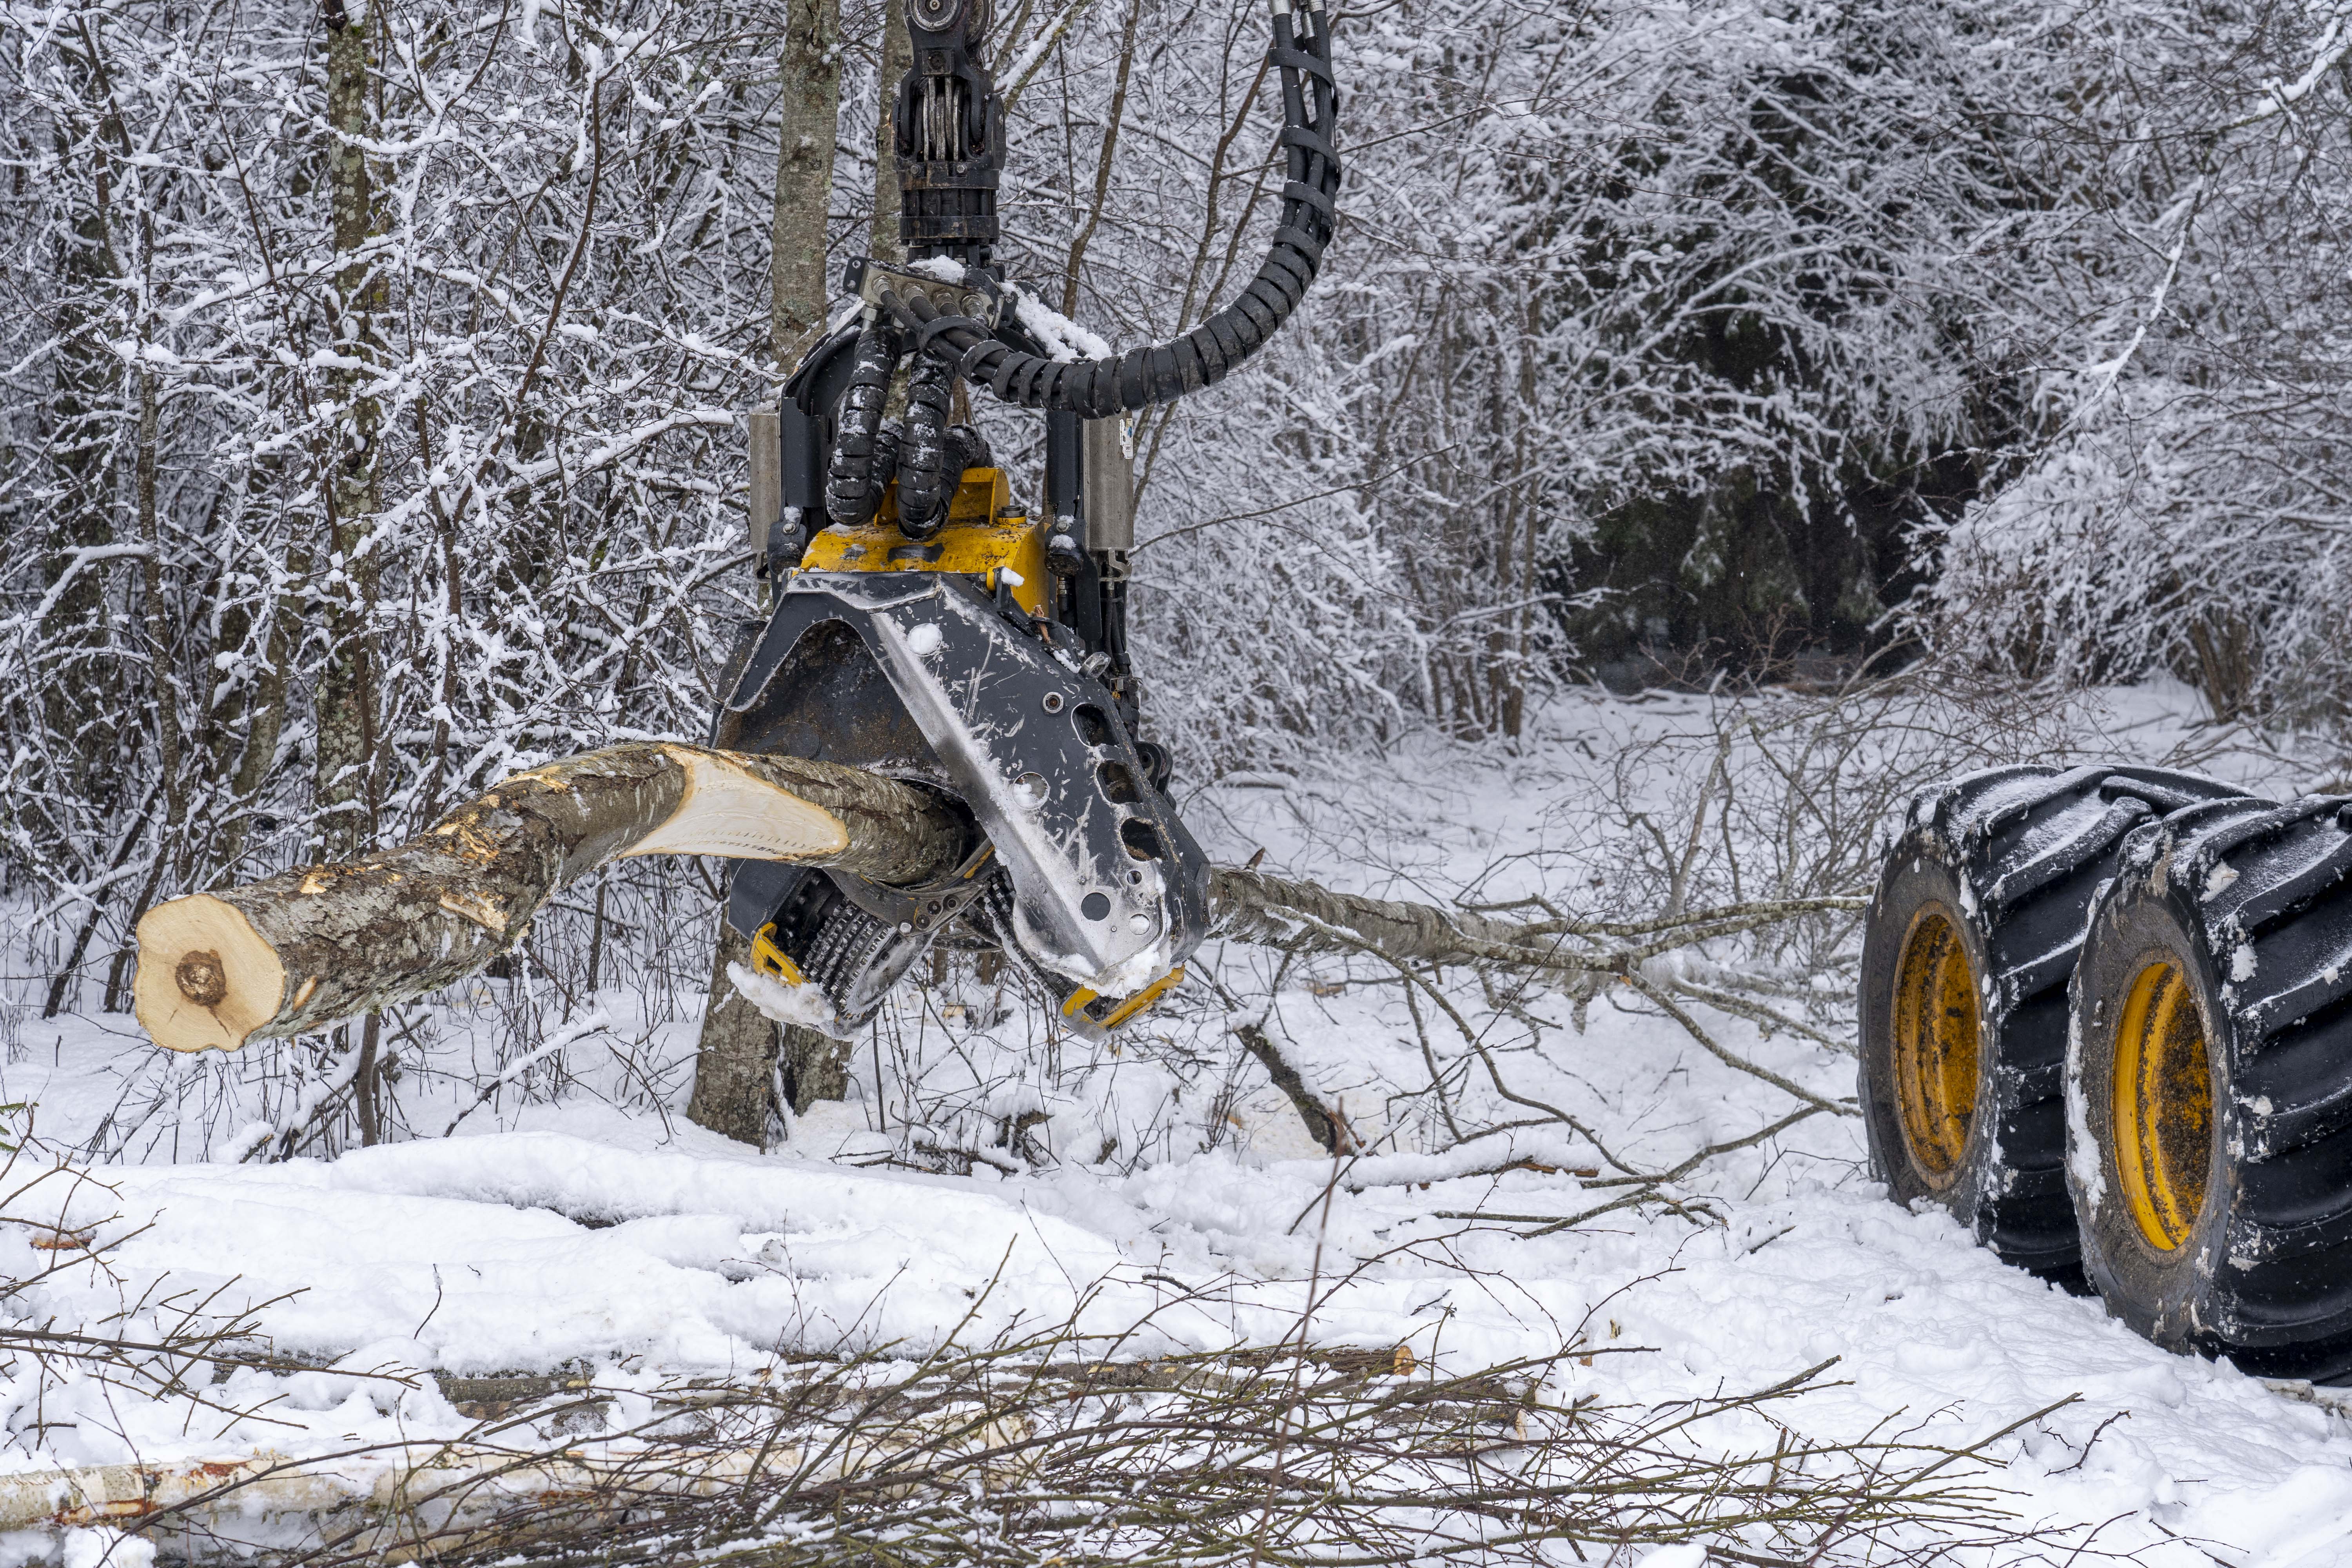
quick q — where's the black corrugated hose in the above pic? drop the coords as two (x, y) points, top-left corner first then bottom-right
(895, 357), (958, 535)
(824, 320), (906, 526)
(884, 0), (1338, 417)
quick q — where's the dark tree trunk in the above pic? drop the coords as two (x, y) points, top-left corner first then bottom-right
(685, 920), (780, 1145)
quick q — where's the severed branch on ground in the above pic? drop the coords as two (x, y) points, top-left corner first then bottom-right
(1233, 1020), (1357, 1154)
(2, 1318), (2091, 1568)
(1212, 867), (1864, 980)
(1431, 1104), (1830, 1239)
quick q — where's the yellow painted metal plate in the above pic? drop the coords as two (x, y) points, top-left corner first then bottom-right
(1062, 967), (1185, 1034)
(799, 468), (1047, 617)
(1891, 906), (1979, 1183)
(750, 923), (806, 986)
(2112, 960), (2212, 1251)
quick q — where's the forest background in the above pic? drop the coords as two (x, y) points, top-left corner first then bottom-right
(3, 0), (2350, 1137)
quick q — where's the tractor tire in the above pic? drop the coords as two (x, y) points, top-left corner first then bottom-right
(2066, 794), (2352, 1379)
(1859, 765), (2249, 1279)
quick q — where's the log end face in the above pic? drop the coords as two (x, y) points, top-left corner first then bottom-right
(133, 895), (286, 1053)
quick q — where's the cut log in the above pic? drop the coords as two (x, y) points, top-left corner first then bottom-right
(133, 744), (964, 1053)
(0, 1444), (762, 1559)
(0, 1413), (1007, 1562)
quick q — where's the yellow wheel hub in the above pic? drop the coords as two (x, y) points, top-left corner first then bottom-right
(1892, 908), (1980, 1183)
(2112, 961), (2212, 1251)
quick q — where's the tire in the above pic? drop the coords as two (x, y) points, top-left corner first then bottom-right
(2067, 794), (2352, 1379)
(1860, 765), (2248, 1279)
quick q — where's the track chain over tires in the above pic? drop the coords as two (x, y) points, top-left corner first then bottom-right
(1859, 765), (2248, 1280)
(2066, 794), (2352, 1379)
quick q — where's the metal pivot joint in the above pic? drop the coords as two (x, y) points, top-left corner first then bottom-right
(897, 0), (1005, 262)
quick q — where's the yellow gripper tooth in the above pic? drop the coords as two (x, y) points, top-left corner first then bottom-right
(751, 923), (807, 986)
(1061, 967), (1185, 1032)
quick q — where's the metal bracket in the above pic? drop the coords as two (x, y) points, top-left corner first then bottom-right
(842, 256), (1004, 329)
(828, 841), (997, 938)
(718, 569), (1211, 996)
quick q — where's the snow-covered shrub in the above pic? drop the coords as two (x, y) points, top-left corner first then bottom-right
(1907, 0), (2352, 733)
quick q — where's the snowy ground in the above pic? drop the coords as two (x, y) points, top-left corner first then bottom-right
(4, 680), (2351, 1564)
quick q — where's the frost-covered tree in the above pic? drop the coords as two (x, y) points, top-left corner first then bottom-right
(0, 0), (814, 1121)
(1907, 0), (2352, 731)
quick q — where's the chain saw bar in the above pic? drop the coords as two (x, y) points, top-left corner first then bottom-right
(881, 0), (1340, 415)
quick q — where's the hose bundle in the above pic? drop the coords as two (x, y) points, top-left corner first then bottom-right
(824, 0), (1337, 528)
(884, 0), (1339, 417)
(825, 322), (907, 526)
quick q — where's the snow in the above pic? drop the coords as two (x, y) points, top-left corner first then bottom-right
(39, 1134), (1148, 1376)
(1632, 1550), (1707, 1568)
(3, 682), (2348, 1563)
(1004, 282), (1113, 363)
(14, 1105), (2352, 1560)
(56, 1529), (150, 1568)
(727, 959), (844, 1036)
(2065, 1009), (2108, 1215)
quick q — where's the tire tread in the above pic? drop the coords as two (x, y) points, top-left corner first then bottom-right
(1865, 764), (2244, 1276)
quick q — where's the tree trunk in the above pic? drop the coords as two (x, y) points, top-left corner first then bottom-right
(1060, 0), (1140, 316)
(1500, 293), (1541, 740)
(40, 33), (129, 822)
(685, 0), (852, 1147)
(689, 881), (845, 1146)
(132, 744), (964, 1053)
(769, 0), (842, 365)
(316, 0), (387, 860)
(869, 1), (911, 267)
(215, 524), (305, 873)
(783, 1024), (852, 1111)
(685, 921), (782, 1145)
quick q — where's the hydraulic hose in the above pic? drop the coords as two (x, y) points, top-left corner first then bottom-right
(884, 0), (1338, 417)
(895, 357), (958, 537)
(824, 319), (907, 527)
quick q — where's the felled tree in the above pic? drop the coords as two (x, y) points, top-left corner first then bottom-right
(131, 743), (1632, 1056)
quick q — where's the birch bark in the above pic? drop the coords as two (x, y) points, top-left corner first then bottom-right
(134, 744), (964, 1054)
